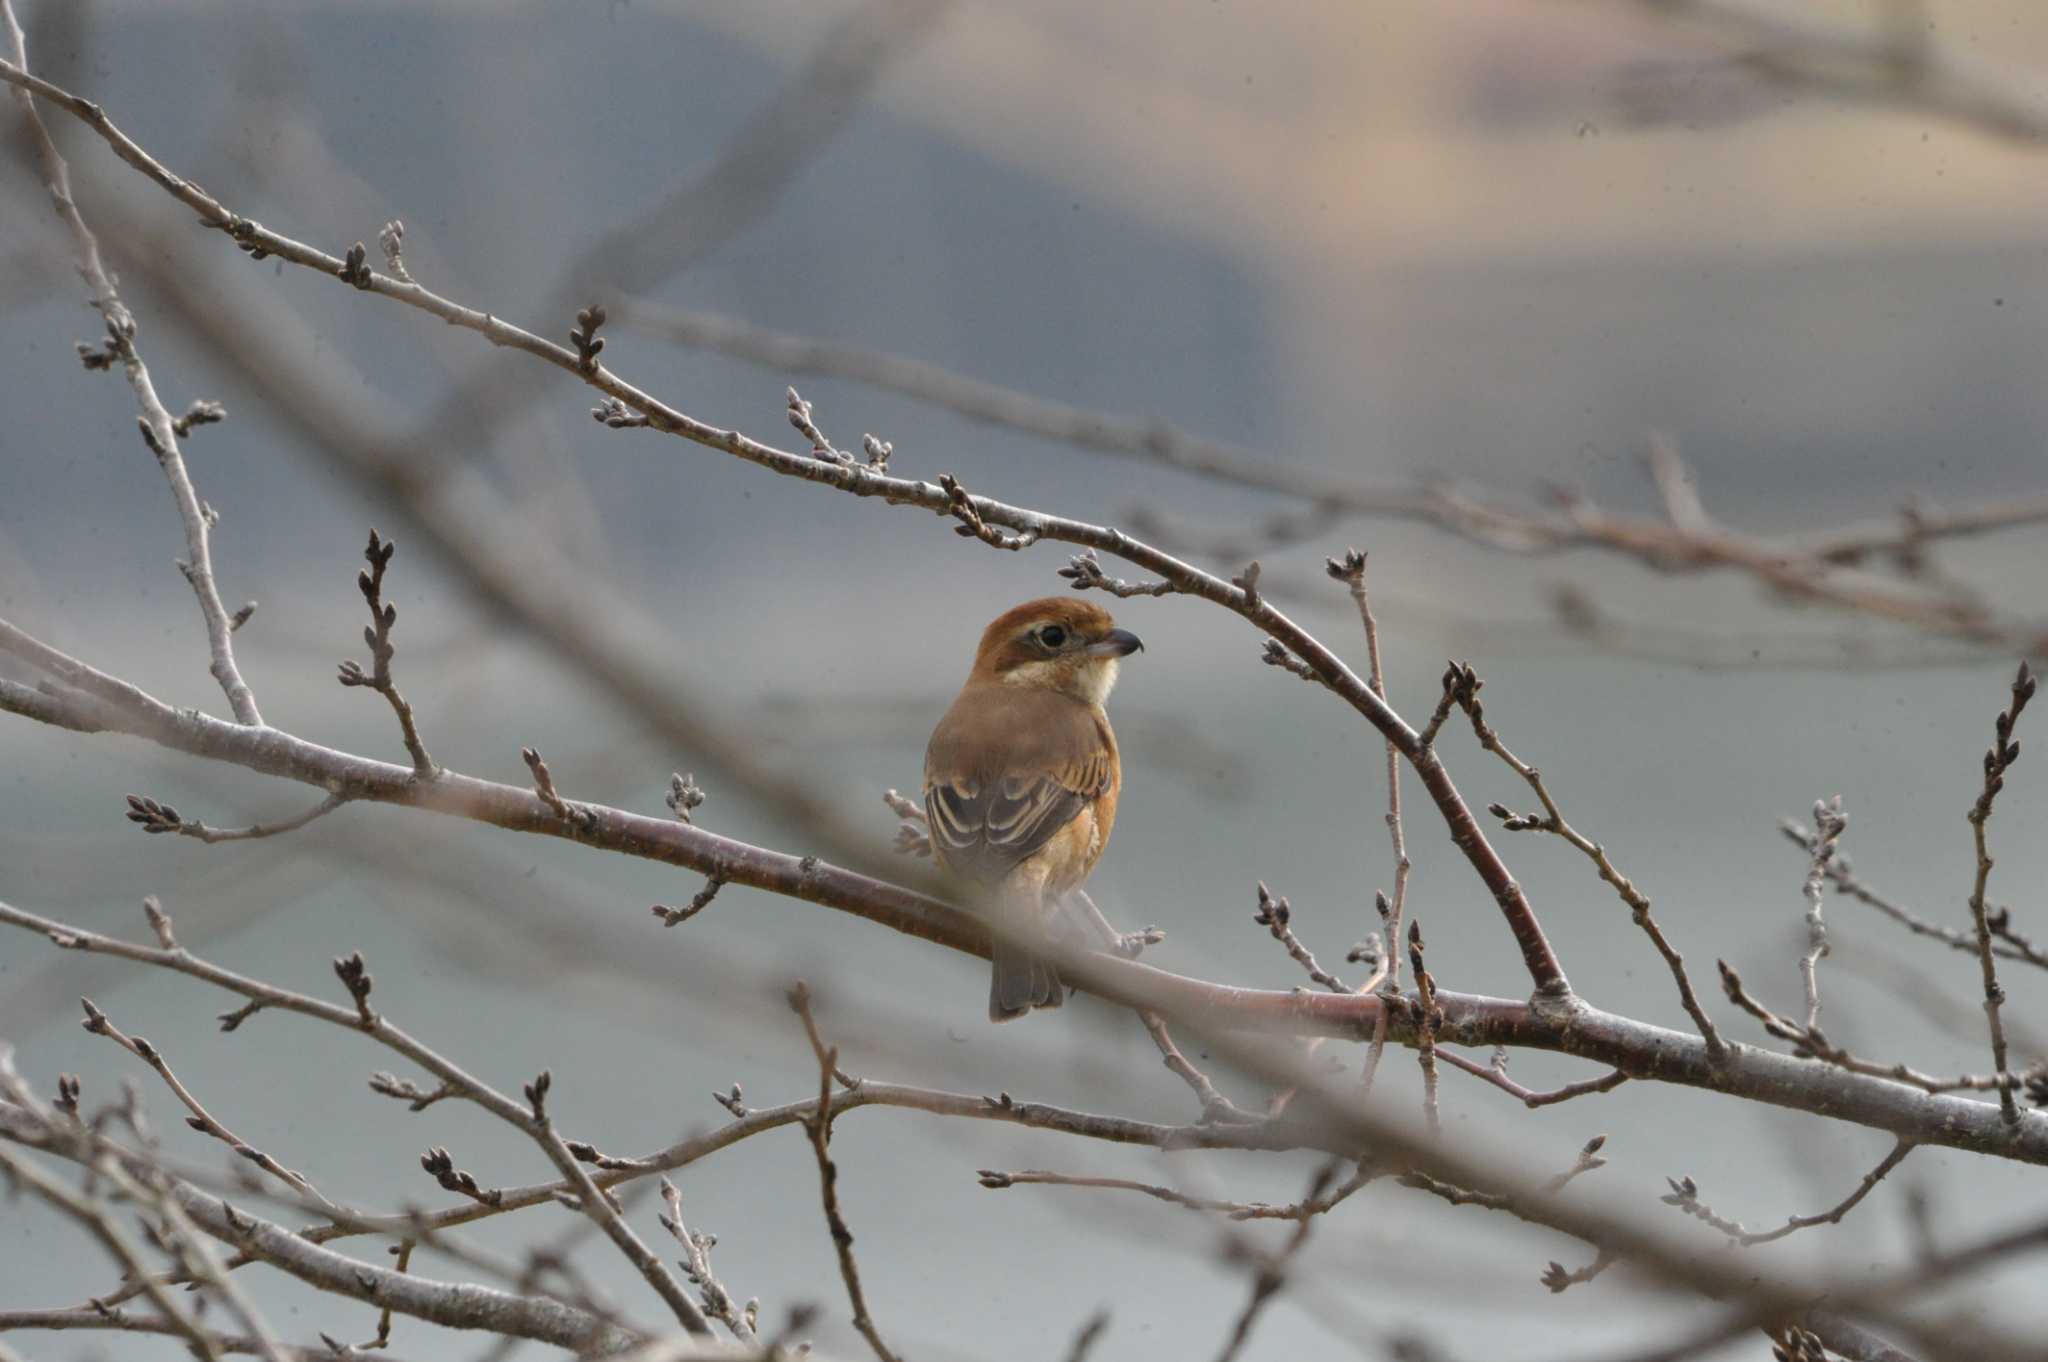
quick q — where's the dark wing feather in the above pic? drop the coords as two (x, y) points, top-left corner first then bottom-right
(923, 687), (1116, 884)
(926, 772), (1094, 882)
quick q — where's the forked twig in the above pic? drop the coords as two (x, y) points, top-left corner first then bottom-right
(787, 983), (902, 1362)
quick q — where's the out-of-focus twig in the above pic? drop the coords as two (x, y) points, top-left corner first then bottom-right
(1630, 0), (2048, 144)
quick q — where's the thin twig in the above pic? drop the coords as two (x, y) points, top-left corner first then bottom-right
(2, 2), (260, 726)
(1359, 895), (1395, 1099)
(787, 983), (902, 1362)
(612, 295), (2048, 647)
(1544, 1136), (1611, 1195)
(657, 1176), (755, 1342)
(1780, 820), (2048, 972)
(1458, 664), (1724, 1059)
(0, 1143), (227, 1362)
(1410, 922), (1442, 1137)
(335, 530), (435, 776)
(1066, 887), (1163, 959)
(976, 1162), (1375, 1223)
(652, 877), (725, 928)
(1251, 882), (1348, 992)
(1799, 797), (1848, 1035)
(1716, 961), (2015, 1095)
(1062, 1310), (1111, 1362)
(73, 994), (344, 1215)
(0, 1309), (394, 1362)
(1210, 1161), (1338, 1362)
(124, 791), (346, 844)
(1662, 1137), (1915, 1247)
(1058, 547), (1179, 598)
(1138, 1011), (1264, 1125)
(1328, 550), (1411, 995)
(1434, 1046), (1629, 1110)
(1965, 662), (2034, 1125)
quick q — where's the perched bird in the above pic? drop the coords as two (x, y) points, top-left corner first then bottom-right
(924, 597), (1144, 1021)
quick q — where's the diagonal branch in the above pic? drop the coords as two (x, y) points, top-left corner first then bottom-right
(1455, 662), (1722, 1056)
(3, 11), (260, 726)
(4, 660), (2048, 1167)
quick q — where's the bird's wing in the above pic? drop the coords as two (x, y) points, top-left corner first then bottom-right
(924, 690), (1115, 883)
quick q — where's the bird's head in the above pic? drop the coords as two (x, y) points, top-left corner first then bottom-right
(967, 596), (1144, 707)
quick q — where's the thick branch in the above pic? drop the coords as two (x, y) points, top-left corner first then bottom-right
(5, 884), (2047, 1168)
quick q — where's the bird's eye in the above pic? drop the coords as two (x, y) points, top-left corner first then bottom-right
(1038, 625), (1068, 649)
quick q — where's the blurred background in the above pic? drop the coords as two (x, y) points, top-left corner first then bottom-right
(5, 1), (2048, 1357)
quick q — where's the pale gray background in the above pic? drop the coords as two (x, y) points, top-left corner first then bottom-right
(4, 2), (2048, 1358)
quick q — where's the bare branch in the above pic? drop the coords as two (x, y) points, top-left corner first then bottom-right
(4, 56), (1585, 995)
(1434, 1047), (1629, 1110)
(1965, 661), (2035, 1124)
(787, 983), (902, 1362)
(1138, 1011), (1264, 1126)
(1799, 797), (1848, 1034)
(1782, 819), (2048, 972)
(1, 12), (259, 725)
(1661, 1138), (1914, 1247)
(1327, 549), (1411, 995)
(1, 720), (2045, 1168)
(1544, 1135), (1611, 1195)
(658, 1176), (755, 1343)
(652, 877), (725, 928)
(1716, 960), (2017, 1096)
(1251, 882), (1348, 993)
(73, 994), (345, 1216)
(1459, 662), (1723, 1057)
(1210, 1161), (1338, 1362)
(125, 791), (346, 845)
(1409, 921), (1443, 1137)
(0, 1143), (226, 1362)
(335, 530), (434, 776)
(1058, 548), (1180, 599)
(612, 296), (2048, 647)
(976, 1163), (1373, 1223)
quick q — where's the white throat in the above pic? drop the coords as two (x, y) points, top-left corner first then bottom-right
(999, 657), (1119, 708)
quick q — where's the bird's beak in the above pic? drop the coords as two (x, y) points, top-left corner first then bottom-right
(1088, 628), (1145, 658)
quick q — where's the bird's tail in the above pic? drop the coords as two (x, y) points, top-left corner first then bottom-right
(989, 939), (1064, 1022)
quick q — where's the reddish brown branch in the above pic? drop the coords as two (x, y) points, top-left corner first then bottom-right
(1435, 1046), (1629, 1109)
(1, 664), (2045, 1168)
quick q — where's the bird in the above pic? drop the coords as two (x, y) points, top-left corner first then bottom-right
(923, 597), (1144, 1021)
